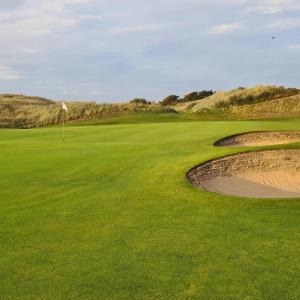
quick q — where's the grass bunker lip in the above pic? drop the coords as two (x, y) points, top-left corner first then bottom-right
(187, 149), (300, 199)
(214, 131), (300, 147)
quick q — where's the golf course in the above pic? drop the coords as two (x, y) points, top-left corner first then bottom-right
(1, 115), (299, 299)
(2, 0), (300, 298)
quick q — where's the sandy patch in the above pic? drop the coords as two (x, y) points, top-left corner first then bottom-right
(187, 149), (300, 199)
(215, 131), (300, 147)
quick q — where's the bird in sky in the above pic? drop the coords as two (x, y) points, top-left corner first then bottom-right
(272, 36), (276, 40)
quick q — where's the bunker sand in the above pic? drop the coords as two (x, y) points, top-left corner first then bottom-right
(187, 149), (300, 199)
(215, 131), (300, 147)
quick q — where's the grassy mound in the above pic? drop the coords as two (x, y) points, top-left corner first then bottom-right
(177, 85), (300, 113)
(0, 94), (59, 128)
(0, 94), (173, 128)
(1, 85), (300, 128)
(230, 94), (300, 119)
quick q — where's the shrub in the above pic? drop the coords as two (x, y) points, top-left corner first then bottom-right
(181, 90), (215, 102)
(161, 95), (180, 106)
(129, 98), (149, 105)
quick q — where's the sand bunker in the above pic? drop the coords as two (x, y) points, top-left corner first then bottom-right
(187, 149), (300, 198)
(215, 131), (300, 147)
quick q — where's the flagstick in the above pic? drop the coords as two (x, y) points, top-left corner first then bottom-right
(61, 102), (68, 142)
(62, 110), (65, 142)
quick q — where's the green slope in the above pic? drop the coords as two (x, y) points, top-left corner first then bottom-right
(0, 117), (299, 299)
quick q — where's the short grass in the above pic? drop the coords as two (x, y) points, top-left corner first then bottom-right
(69, 112), (227, 126)
(0, 115), (299, 299)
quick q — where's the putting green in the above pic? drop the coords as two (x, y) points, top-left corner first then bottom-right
(0, 116), (299, 299)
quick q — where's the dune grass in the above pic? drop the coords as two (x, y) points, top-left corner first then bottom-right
(0, 116), (299, 299)
(1, 86), (300, 129)
(177, 86), (300, 114)
(0, 94), (171, 128)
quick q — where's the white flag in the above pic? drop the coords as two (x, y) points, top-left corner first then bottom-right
(62, 102), (68, 112)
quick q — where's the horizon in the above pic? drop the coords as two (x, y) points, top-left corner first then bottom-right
(1, 0), (300, 102)
(1, 84), (299, 104)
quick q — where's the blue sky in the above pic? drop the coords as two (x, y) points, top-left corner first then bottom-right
(0, 0), (300, 102)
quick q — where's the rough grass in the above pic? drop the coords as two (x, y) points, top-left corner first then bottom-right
(0, 94), (173, 128)
(0, 116), (299, 299)
(230, 94), (300, 119)
(2, 86), (300, 128)
(177, 85), (300, 113)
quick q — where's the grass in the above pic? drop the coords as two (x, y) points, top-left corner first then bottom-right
(188, 85), (299, 111)
(2, 85), (300, 129)
(0, 115), (299, 299)
(0, 94), (172, 128)
(68, 112), (229, 126)
(176, 86), (300, 119)
(230, 94), (300, 119)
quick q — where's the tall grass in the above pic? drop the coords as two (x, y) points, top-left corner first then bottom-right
(0, 94), (174, 128)
(185, 85), (300, 112)
(229, 94), (300, 119)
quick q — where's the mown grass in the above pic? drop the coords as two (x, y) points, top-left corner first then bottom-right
(0, 116), (299, 299)
(68, 112), (230, 126)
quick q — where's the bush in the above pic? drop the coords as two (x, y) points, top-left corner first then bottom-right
(181, 90), (215, 102)
(161, 95), (180, 106)
(129, 98), (149, 105)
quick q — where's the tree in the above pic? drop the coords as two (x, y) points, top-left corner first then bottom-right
(161, 95), (180, 106)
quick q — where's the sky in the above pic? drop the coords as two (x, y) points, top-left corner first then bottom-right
(0, 0), (300, 102)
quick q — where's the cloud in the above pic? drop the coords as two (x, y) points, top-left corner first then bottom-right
(111, 24), (161, 35)
(0, 66), (21, 80)
(0, 0), (100, 65)
(0, 0), (96, 38)
(63, 89), (78, 95)
(268, 17), (300, 30)
(209, 22), (244, 34)
(246, 0), (300, 14)
(0, 0), (300, 100)
(79, 14), (102, 21)
(288, 44), (300, 51)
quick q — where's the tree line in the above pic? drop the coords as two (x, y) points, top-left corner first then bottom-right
(129, 90), (215, 106)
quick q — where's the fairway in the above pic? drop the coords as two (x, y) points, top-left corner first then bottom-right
(0, 118), (299, 299)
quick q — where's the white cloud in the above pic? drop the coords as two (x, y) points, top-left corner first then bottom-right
(0, 0), (99, 65)
(0, 66), (21, 80)
(268, 17), (300, 30)
(246, 0), (300, 14)
(63, 90), (78, 95)
(22, 47), (40, 55)
(209, 22), (244, 34)
(111, 24), (161, 35)
(79, 13), (102, 21)
(0, 0), (96, 39)
(288, 44), (300, 51)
